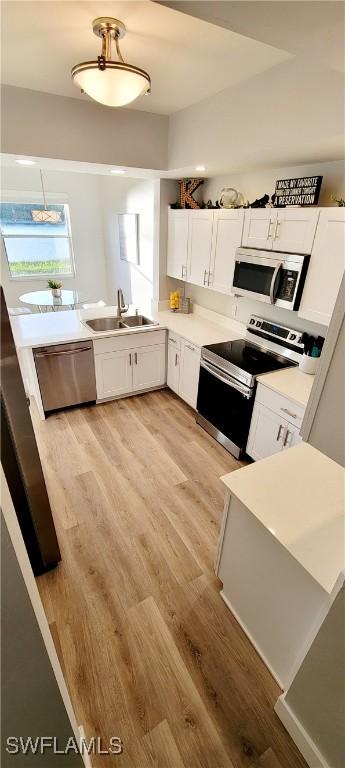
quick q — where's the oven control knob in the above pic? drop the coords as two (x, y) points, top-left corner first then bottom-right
(255, 321), (261, 327)
(249, 319), (255, 325)
(290, 334), (296, 340)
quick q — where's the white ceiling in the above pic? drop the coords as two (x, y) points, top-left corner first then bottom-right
(1, 1), (292, 115)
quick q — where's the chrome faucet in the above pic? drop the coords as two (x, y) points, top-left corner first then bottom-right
(117, 288), (129, 318)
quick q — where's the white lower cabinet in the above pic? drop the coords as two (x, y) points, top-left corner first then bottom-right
(247, 383), (303, 461)
(166, 332), (201, 409)
(246, 403), (286, 461)
(95, 349), (133, 400)
(167, 340), (180, 395)
(94, 331), (167, 401)
(179, 340), (201, 409)
(132, 345), (166, 392)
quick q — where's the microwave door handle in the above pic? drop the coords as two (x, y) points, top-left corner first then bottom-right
(269, 262), (282, 304)
(200, 360), (251, 399)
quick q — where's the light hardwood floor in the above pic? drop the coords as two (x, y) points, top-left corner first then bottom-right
(35, 389), (306, 768)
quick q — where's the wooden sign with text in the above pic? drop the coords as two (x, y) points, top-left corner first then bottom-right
(274, 176), (322, 207)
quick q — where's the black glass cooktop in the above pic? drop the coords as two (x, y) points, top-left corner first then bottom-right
(203, 339), (295, 377)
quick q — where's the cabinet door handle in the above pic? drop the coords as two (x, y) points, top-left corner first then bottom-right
(207, 271), (212, 286)
(283, 428), (290, 447)
(129, 353), (132, 366)
(181, 265), (184, 278)
(175, 353), (178, 366)
(274, 220), (281, 239)
(281, 407), (297, 419)
(203, 269), (207, 285)
(268, 220), (275, 239)
(276, 424), (284, 442)
(134, 352), (138, 365)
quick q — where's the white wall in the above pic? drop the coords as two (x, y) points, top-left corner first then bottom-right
(101, 177), (156, 315)
(1, 85), (168, 170)
(1, 166), (108, 308)
(1, 166), (158, 313)
(306, 296), (345, 467)
(203, 160), (345, 209)
(283, 585), (345, 768)
(168, 57), (345, 174)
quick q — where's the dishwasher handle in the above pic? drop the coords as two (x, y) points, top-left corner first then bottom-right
(35, 346), (92, 358)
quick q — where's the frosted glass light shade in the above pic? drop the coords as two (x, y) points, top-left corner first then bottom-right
(71, 61), (150, 107)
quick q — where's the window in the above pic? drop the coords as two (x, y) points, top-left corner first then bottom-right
(0, 202), (75, 279)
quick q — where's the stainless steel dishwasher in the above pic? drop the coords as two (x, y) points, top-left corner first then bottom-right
(34, 341), (96, 413)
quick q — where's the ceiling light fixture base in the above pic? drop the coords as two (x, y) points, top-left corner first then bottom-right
(92, 18), (126, 40)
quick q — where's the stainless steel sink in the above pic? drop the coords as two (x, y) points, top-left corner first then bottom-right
(122, 315), (155, 327)
(84, 317), (127, 332)
(84, 315), (156, 332)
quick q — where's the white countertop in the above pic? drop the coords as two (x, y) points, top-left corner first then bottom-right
(257, 367), (314, 407)
(10, 305), (245, 350)
(156, 309), (244, 347)
(221, 442), (345, 594)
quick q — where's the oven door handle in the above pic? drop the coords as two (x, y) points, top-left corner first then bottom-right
(269, 262), (282, 304)
(200, 359), (252, 399)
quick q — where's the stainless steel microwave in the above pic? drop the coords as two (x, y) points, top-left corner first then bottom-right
(231, 248), (309, 310)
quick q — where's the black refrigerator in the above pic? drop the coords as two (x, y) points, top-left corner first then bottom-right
(1, 287), (61, 575)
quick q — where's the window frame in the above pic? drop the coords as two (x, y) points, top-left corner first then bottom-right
(1, 202), (76, 281)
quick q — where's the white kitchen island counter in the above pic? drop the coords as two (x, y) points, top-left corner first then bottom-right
(216, 442), (345, 689)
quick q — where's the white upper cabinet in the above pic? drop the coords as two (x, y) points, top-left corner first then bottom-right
(242, 208), (319, 254)
(187, 210), (214, 288)
(167, 210), (189, 280)
(242, 209), (276, 250)
(209, 209), (245, 294)
(167, 209), (243, 295)
(298, 208), (345, 326)
(274, 208), (320, 254)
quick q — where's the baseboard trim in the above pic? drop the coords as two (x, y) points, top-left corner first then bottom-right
(274, 696), (328, 768)
(219, 590), (285, 689)
(78, 726), (93, 768)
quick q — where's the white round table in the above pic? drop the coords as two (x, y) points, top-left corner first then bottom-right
(20, 289), (84, 312)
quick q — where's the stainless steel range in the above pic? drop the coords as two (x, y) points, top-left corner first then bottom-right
(196, 315), (304, 458)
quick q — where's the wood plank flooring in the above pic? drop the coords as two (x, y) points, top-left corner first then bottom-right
(34, 389), (307, 768)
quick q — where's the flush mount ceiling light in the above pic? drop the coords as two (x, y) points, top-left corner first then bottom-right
(71, 17), (151, 107)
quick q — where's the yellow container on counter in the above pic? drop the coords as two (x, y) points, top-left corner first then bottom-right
(169, 291), (180, 312)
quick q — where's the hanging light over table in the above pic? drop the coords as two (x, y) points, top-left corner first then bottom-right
(32, 171), (61, 223)
(71, 17), (151, 108)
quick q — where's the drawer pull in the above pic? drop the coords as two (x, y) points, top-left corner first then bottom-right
(169, 337), (177, 344)
(281, 407), (298, 419)
(276, 424), (284, 442)
(186, 344), (195, 352)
